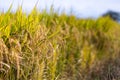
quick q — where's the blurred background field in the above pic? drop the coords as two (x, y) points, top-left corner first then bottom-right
(0, 0), (120, 80)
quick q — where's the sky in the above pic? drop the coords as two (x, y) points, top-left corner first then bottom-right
(0, 0), (120, 18)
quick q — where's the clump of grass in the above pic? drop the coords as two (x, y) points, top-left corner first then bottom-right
(0, 6), (120, 80)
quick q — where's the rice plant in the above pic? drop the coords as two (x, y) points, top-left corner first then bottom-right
(0, 6), (120, 80)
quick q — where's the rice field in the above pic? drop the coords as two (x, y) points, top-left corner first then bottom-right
(0, 7), (120, 80)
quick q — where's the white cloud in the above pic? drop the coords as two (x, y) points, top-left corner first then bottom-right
(0, 0), (120, 17)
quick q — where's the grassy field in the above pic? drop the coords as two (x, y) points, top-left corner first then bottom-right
(0, 7), (120, 80)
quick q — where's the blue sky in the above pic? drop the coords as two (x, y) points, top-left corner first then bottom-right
(0, 0), (120, 18)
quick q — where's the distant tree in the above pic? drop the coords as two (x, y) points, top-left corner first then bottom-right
(103, 10), (120, 21)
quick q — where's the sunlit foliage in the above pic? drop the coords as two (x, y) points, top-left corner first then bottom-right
(0, 7), (120, 80)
